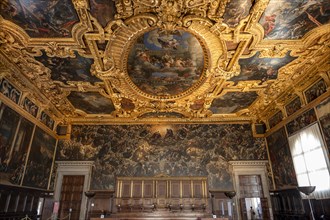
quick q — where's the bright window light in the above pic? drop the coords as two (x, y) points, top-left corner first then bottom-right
(288, 123), (330, 197)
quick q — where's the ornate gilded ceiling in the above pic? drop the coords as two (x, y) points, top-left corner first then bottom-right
(0, 0), (329, 127)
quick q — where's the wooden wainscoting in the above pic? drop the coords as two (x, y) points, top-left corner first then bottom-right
(91, 175), (211, 219)
(115, 175), (208, 212)
(0, 184), (52, 220)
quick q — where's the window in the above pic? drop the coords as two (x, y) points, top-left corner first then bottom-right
(288, 123), (330, 198)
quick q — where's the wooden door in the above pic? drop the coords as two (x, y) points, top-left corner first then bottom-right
(59, 175), (85, 220)
(260, 198), (270, 219)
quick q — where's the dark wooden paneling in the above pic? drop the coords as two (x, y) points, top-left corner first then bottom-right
(143, 181), (153, 198)
(170, 181), (180, 198)
(132, 181), (142, 198)
(157, 181), (167, 198)
(193, 181), (203, 198)
(0, 184), (52, 220)
(182, 180), (191, 198)
(58, 175), (84, 220)
(122, 181), (131, 198)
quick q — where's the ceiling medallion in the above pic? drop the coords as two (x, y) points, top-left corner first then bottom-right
(126, 28), (208, 99)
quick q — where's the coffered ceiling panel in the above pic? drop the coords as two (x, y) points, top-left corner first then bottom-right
(259, 0), (330, 39)
(230, 52), (297, 83)
(67, 91), (115, 114)
(0, 0), (79, 38)
(0, 0), (329, 126)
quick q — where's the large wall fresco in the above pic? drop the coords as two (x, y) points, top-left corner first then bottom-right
(266, 127), (297, 189)
(23, 127), (56, 189)
(316, 97), (330, 154)
(231, 52), (296, 84)
(127, 28), (205, 97)
(210, 92), (258, 114)
(0, 0), (79, 38)
(57, 124), (267, 190)
(259, 0), (330, 40)
(35, 52), (101, 84)
(67, 92), (115, 114)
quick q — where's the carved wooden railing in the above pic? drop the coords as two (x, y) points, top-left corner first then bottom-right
(114, 175), (209, 213)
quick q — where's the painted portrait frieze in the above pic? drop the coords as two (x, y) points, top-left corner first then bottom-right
(260, 0), (330, 39)
(0, 0), (79, 38)
(127, 28), (206, 97)
(285, 96), (302, 117)
(67, 92), (115, 114)
(316, 97), (330, 153)
(304, 79), (328, 103)
(269, 111), (283, 128)
(40, 111), (54, 130)
(22, 97), (39, 117)
(231, 52), (296, 84)
(0, 78), (21, 104)
(210, 92), (258, 114)
(286, 108), (317, 136)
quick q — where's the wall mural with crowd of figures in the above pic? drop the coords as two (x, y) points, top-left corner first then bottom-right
(266, 127), (298, 189)
(316, 97), (330, 154)
(23, 127), (56, 189)
(0, 103), (57, 189)
(56, 124), (268, 190)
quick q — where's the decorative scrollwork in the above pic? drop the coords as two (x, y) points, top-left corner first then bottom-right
(259, 44), (290, 58)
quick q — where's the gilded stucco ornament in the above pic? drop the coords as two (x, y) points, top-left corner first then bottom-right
(156, 1), (184, 30)
(44, 42), (76, 58)
(259, 44), (290, 58)
(0, 0), (329, 127)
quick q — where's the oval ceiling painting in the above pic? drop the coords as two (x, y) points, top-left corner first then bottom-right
(127, 28), (206, 97)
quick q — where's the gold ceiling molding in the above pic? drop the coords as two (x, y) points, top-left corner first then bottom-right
(82, 0), (272, 121)
(0, 0), (329, 126)
(250, 28), (330, 119)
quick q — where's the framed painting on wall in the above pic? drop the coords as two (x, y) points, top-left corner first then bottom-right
(316, 97), (330, 153)
(23, 127), (56, 189)
(268, 111), (283, 128)
(0, 105), (20, 182)
(304, 79), (327, 103)
(266, 128), (297, 188)
(22, 97), (39, 117)
(285, 96), (301, 117)
(0, 78), (21, 104)
(40, 111), (54, 130)
(286, 109), (317, 136)
(7, 118), (34, 185)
